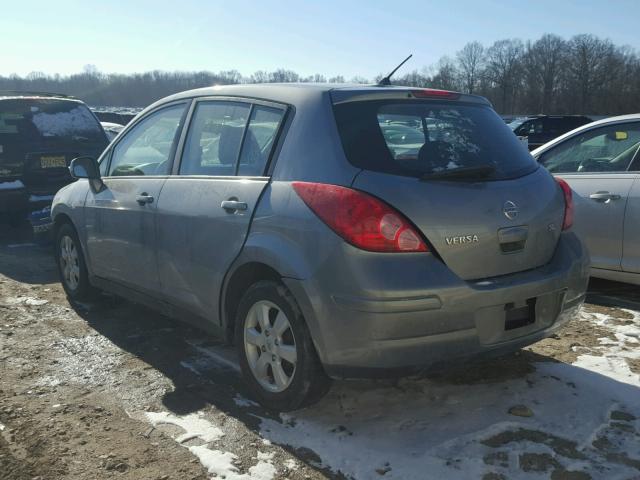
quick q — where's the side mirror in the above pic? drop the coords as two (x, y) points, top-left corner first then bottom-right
(70, 156), (105, 192)
(70, 156), (101, 180)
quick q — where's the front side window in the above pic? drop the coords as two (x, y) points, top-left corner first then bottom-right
(237, 105), (285, 176)
(334, 100), (537, 180)
(538, 123), (640, 173)
(180, 102), (250, 176)
(108, 104), (185, 176)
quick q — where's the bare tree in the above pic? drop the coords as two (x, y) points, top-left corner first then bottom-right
(456, 42), (484, 94)
(430, 56), (460, 91)
(3, 33), (640, 115)
(485, 39), (524, 113)
(564, 34), (612, 113)
(524, 34), (566, 113)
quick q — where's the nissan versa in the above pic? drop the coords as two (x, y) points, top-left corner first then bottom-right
(51, 84), (590, 410)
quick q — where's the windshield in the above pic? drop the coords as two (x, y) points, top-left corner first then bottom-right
(333, 100), (538, 180)
(0, 98), (106, 146)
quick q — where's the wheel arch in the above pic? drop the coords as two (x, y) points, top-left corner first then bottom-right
(222, 261), (282, 344)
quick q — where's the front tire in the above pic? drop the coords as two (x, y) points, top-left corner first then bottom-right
(235, 280), (331, 411)
(55, 223), (97, 301)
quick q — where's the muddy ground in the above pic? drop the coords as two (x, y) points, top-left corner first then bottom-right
(1, 224), (639, 480)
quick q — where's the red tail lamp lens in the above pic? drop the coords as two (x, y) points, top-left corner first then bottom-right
(292, 182), (428, 253)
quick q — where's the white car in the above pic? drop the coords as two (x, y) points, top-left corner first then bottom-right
(532, 114), (640, 285)
(100, 122), (125, 141)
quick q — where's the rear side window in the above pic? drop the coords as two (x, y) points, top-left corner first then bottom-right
(333, 100), (537, 180)
(0, 98), (105, 145)
(237, 105), (284, 176)
(180, 102), (250, 176)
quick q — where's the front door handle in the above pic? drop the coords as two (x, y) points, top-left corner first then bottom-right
(221, 200), (248, 212)
(136, 193), (154, 205)
(589, 191), (621, 203)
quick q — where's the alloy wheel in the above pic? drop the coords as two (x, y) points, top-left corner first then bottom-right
(59, 235), (80, 291)
(244, 300), (298, 393)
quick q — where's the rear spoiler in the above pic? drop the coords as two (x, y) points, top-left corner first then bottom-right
(330, 87), (491, 106)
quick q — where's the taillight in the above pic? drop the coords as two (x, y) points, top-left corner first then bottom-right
(292, 182), (428, 253)
(556, 178), (573, 230)
(411, 89), (460, 100)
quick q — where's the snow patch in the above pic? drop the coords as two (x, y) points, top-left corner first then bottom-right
(4, 296), (48, 306)
(0, 422), (5, 431)
(141, 411), (276, 480)
(29, 194), (54, 203)
(144, 411), (224, 444)
(186, 341), (241, 372)
(0, 180), (24, 190)
(32, 106), (100, 137)
(189, 446), (276, 480)
(234, 394), (259, 408)
(7, 243), (37, 249)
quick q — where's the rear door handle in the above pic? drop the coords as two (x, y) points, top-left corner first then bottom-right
(221, 200), (248, 212)
(589, 191), (621, 202)
(136, 193), (154, 205)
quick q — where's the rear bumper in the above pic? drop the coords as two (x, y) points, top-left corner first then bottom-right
(284, 232), (589, 378)
(0, 181), (29, 214)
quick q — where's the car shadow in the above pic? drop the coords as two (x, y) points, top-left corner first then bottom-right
(0, 224), (58, 285)
(587, 277), (640, 310)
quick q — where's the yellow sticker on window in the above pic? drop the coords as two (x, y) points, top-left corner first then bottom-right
(615, 131), (628, 140)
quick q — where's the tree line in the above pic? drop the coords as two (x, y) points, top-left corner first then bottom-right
(2, 33), (639, 116)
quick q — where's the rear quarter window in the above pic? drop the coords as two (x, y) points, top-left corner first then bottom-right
(333, 100), (538, 180)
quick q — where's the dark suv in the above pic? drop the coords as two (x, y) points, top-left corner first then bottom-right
(0, 92), (108, 222)
(510, 115), (592, 150)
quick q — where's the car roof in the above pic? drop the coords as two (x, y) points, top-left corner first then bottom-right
(520, 114), (591, 120)
(145, 83), (491, 112)
(0, 91), (77, 101)
(531, 113), (640, 155)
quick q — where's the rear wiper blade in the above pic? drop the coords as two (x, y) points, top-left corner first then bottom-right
(420, 164), (496, 181)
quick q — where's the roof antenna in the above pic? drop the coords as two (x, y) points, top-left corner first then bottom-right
(378, 54), (413, 86)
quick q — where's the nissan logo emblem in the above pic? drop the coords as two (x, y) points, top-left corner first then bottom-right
(503, 201), (519, 220)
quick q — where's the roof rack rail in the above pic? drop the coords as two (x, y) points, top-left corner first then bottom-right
(0, 90), (75, 99)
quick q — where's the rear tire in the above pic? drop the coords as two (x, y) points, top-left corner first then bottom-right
(235, 280), (331, 411)
(55, 223), (98, 301)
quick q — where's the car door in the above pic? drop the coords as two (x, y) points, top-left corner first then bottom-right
(84, 102), (188, 294)
(156, 99), (286, 324)
(536, 121), (640, 271)
(622, 168), (640, 274)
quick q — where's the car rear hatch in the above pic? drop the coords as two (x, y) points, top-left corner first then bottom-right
(331, 88), (566, 280)
(0, 97), (108, 195)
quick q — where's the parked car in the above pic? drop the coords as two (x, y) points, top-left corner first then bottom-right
(0, 91), (109, 221)
(92, 110), (138, 126)
(101, 122), (125, 141)
(51, 84), (589, 410)
(532, 114), (640, 285)
(511, 115), (592, 150)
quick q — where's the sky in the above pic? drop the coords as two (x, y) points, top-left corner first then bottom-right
(3, 0), (640, 80)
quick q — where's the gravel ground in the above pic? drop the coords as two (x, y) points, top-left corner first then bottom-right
(1, 224), (639, 480)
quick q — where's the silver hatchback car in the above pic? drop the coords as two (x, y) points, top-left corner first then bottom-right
(52, 84), (589, 410)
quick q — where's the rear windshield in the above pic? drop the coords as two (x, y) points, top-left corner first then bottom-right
(333, 100), (538, 180)
(0, 98), (105, 146)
